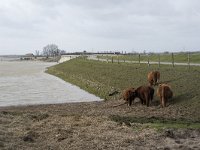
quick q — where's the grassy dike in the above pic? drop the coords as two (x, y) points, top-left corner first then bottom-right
(46, 57), (200, 127)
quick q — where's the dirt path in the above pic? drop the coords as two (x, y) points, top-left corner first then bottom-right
(0, 100), (200, 150)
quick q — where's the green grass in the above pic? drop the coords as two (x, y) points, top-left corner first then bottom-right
(47, 57), (200, 101)
(97, 52), (200, 63)
(46, 57), (200, 121)
(46, 57), (200, 128)
(110, 115), (200, 130)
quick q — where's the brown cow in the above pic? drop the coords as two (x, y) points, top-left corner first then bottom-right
(126, 86), (154, 107)
(157, 84), (173, 107)
(122, 87), (136, 106)
(148, 71), (160, 86)
(135, 86), (154, 107)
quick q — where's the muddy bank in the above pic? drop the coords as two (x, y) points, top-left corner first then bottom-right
(0, 100), (200, 150)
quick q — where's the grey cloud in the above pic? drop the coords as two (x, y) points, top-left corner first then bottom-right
(0, 0), (200, 54)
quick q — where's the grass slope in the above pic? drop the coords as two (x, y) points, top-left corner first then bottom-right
(46, 57), (200, 122)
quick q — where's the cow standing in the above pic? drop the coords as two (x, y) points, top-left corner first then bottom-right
(157, 84), (173, 107)
(124, 86), (154, 107)
(148, 71), (160, 86)
(135, 86), (154, 107)
(122, 87), (136, 106)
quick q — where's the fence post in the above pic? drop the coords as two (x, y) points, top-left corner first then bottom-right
(107, 55), (109, 63)
(117, 55), (119, 64)
(188, 52), (190, 69)
(147, 54), (150, 67)
(139, 54), (140, 65)
(158, 54), (160, 68)
(172, 53), (174, 67)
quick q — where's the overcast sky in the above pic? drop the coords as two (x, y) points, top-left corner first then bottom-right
(0, 0), (200, 54)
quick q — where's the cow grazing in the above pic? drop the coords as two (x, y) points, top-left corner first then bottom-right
(157, 84), (173, 107)
(124, 86), (154, 107)
(122, 87), (136, 106)
(135, 86), (154, 107)
(148, 71), (160, 86)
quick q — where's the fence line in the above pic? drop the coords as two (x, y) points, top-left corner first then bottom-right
(93, 52), (200, 68)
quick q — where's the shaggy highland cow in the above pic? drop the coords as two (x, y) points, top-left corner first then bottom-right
(148, 71), (160, 86)
(122, 87), (136, 106)
(135, 86), (155, 107)
(124, 86), (154, 107)
(157, 83), (173, 107)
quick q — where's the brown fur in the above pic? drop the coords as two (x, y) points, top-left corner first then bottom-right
(135, 86), (154, 107)
(122, 87), (136, 106)
(157, 84), (173, 107)
(148, 71), (160, 86)
(126, 86), (154, 107)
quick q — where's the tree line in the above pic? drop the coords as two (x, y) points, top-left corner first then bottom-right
(35, 44), (66, 57)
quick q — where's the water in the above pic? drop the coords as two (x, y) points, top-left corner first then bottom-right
(0, 61), (102, 107)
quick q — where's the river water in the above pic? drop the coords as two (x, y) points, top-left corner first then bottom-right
(0, 61), (102, 107)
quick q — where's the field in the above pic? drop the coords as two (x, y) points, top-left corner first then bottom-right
(1, 57), (200, 149)
(47, 57), (200, 117)
(97, 52), (200, 63)
(46, 57), (200, 120)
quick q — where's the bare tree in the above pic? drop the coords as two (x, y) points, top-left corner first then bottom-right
(35, 50), (40, 56)
(43, 44), (60, 57)
(60, 50), (66, 55)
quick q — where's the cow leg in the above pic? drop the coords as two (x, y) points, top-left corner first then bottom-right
(145, 95), (150, 107)
(128, 98), (132, 106)
(140, 98), (144, 105)
(161, 97), (165, 107)
(164, 98), (168, 107)
(159, 96), (163, 107)
(146, 98), (150, 107)
(142, 98), (146, 105)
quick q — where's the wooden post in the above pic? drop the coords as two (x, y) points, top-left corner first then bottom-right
(188, 52), (190, 69)
(139, 54), (140, 65)
(117, 55), (119, 64)
(147, 54), (150, 67)
(107, 55), (109, 63)
(158, 54), (160, 68)
(172, 53), (174, 67)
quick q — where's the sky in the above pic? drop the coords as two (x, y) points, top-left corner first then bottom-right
(0, 0), (200, 55)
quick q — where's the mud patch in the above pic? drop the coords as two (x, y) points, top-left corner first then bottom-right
(22, 131), (39, 142)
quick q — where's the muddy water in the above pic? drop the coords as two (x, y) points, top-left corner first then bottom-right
(0, 61), (102, 107)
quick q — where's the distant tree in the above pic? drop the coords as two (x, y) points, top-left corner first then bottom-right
(60, 50), (66, 55)
(164, 51), (169, 54)
(43, 44), (60, 57)
(35, 50), (40, 56)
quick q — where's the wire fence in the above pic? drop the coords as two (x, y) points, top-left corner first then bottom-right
(95, 52), (200, 68)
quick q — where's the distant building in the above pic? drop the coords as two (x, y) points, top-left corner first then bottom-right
(21, 53), (35, 60)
